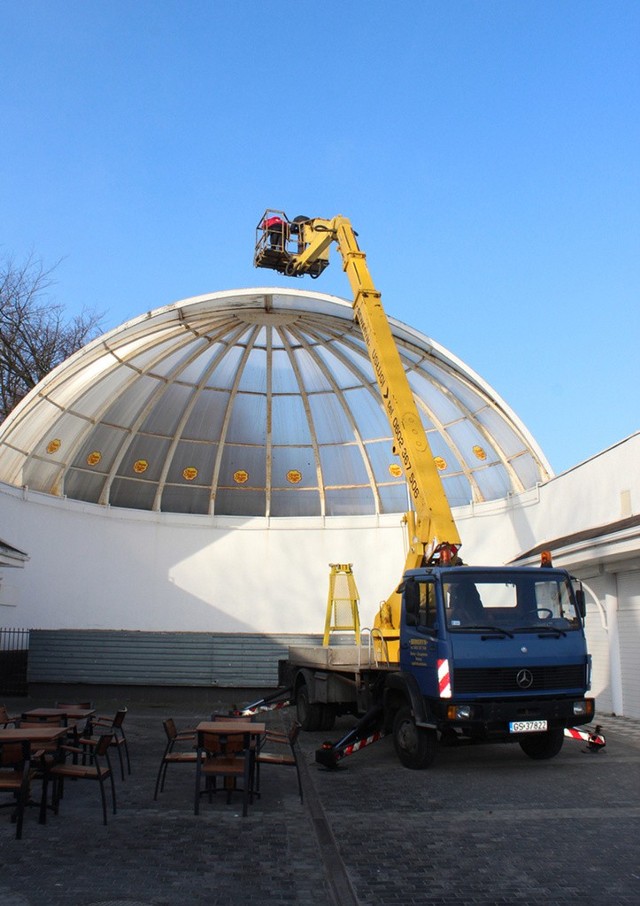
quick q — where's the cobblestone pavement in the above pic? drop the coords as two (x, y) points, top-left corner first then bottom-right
(1, 694), (639, 906)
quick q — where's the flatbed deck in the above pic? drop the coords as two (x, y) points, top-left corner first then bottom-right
(287, 644), (396, 671)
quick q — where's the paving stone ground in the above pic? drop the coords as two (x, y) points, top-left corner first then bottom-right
(1, 692), (639, 906)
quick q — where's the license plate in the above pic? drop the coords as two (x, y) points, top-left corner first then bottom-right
(509, 720), (548, 733)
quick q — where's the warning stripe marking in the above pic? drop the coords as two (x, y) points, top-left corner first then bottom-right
(438, 658), (452, 698)
(240, 700), (291, 716)
(564, 727), (606, 746)
(333, 730), (386, 762)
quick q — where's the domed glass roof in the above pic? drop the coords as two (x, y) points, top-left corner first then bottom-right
(0, 288), (552, 517)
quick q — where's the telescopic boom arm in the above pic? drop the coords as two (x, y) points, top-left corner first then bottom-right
(255, 211), (461, 643)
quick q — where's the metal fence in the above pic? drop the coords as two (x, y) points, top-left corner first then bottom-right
(0, 627), (29, 695)
(27, 630), (319, 688)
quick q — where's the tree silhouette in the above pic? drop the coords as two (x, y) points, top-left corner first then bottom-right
(0, 253), (103, 422)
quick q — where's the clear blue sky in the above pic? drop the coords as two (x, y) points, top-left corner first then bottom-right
(2, 1), (638, 475)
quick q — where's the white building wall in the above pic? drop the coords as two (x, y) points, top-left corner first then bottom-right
(454, 432), (640, 718)
(454, 432), (640, 566)
(1, 431), (639, 716)
(571, 572), (613, 713)
(0, 483), (410, 633)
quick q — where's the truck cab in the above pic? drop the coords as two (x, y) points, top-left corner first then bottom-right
(398, 565), (592, 762)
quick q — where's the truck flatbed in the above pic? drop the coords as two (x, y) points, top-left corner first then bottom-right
(287, 644), (396, 671)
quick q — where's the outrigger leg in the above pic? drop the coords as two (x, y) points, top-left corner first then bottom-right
(564, 723), (606, 752)
(316, 703), (385, 769)
(239, 687), (293, 717)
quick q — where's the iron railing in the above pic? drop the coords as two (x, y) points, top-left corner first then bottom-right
(0, 627), (29, 695)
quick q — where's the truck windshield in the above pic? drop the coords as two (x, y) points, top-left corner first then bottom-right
(443, 571), (581, 632)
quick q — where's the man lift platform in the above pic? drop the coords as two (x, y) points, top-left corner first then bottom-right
(255, 210), (330, 279)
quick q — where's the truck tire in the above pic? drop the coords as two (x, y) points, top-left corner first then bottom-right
(519, 728), (564, 760)
(296, 683), (322, 731)
(392, 706), (437, 769)
(319, 704), (336, 731)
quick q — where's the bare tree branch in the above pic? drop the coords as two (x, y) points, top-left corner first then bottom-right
(0, 253), (104, 422)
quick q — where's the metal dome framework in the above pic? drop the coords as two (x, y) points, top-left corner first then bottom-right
(0, 288), (552, 517)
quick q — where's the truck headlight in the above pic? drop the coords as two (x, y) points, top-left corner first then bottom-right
(572, 699), (594, 719)
(447, 704), (473, 721)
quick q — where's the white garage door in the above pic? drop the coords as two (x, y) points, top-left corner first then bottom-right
(618, 571), (640, 719)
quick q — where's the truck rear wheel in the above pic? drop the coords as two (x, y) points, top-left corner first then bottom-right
(392, 706), (437, 769)
(319, 704), (336, 731)
(296, 683), (322, 731)
(519, 728), (564, 760)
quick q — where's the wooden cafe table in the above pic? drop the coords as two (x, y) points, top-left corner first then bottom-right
(195, 720), (265, 752)
(21, 707), (95, 721)
(0, 724), (69, 824)
(20, 707), (96, 745)
(195, 720), (265, 812)
(0, 726), (69, 745)
(196, 720), (266, 735)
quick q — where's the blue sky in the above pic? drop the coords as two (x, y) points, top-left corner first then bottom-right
(2, 1), (638, 475)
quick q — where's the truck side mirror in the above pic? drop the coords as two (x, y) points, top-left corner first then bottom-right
(575, 588), (586, 619)
(404, 580), (419, 626)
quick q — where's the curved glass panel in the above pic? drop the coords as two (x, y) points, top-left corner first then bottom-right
(0, 288), (552, 515)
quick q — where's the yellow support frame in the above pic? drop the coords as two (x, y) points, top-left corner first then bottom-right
(323, 563), (361, 647)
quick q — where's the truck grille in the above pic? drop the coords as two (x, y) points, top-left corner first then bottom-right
(453, 664), (585, 694)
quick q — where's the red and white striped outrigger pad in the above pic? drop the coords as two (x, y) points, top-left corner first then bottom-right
(317, 729), (387, 767)
(331, 729), (386, 763)
(564, 726), (606, 749)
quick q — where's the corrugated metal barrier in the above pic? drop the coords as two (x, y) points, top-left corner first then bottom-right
(27, 630), (323, 688)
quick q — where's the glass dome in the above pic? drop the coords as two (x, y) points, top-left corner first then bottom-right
(0, 288), (552, 516)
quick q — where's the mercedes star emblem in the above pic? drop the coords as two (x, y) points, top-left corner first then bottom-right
(516, 668), (534, 689)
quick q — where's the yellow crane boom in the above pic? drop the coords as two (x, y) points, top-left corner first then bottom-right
(254, 211), (461, 654)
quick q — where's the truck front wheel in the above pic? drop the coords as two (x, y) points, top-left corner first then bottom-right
(519, 728), (564, 760)
(296, 683), (322, 731)
(392, 706), (437, 769)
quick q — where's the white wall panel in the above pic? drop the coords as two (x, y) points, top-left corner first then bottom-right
(0, 482), (408, 634)
(577, 573), (613, 715)
(618, 572), (640, 719)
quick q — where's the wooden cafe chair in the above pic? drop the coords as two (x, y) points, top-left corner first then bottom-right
(153, 718), (198, 799)
(194, 728), (252, 817)
(80, 708), (130, 780)
(0, 738), (34, 839)
(255, 721), (303, 803)
(0, 705), (19, 728)
(43, 733), (116, 825)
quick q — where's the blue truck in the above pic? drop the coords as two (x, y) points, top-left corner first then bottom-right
(280, 562), (593, 769)
(256, 211), (594, 769)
